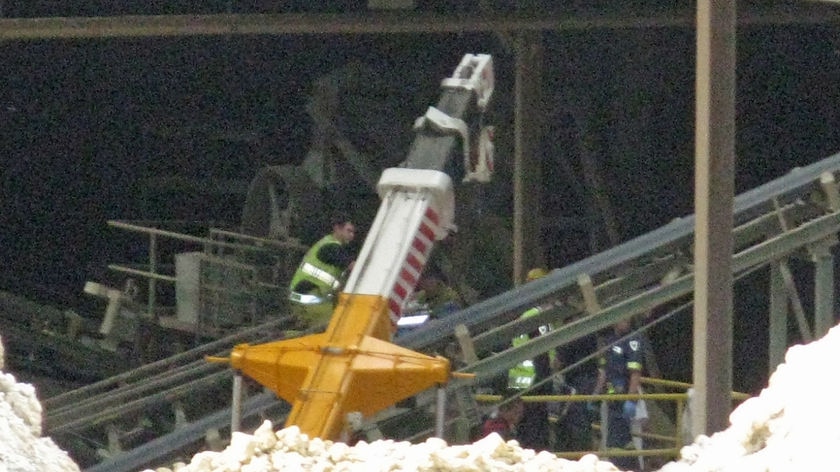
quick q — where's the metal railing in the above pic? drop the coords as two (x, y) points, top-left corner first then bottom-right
(103, 219), (306, 334)
(474, 377), (751, 466)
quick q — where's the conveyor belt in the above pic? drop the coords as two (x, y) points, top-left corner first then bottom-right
(83, 392), (283, 472)
(43, 317), (301, 470)
(400, 152), (840, 354)
(385, 150), (840, 440)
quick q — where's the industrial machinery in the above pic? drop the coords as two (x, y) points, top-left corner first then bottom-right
(208, 53), (496, 439)
(46, 146), (840, 471)
(51, 51), (840, 470)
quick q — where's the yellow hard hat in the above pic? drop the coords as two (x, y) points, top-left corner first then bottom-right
(526, 268), (549, 281)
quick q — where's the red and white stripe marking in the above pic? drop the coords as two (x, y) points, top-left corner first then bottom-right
(387, 207), (440, 329)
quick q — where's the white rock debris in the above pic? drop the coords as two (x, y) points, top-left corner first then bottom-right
(0, 334), (81, 472)
(149, 421), (620, 472)
(660, 323), (840, 472)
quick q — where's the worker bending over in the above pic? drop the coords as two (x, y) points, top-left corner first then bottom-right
(288, 214), (356, 330)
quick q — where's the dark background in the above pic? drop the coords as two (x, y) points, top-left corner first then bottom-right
(2, 3), (840, 394)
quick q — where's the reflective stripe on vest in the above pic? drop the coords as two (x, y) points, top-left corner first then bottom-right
(289, 292), (326, 305)
(300, 262), (340, 289)
(508, 359), (535, 389)
(288, 234), (346, 298)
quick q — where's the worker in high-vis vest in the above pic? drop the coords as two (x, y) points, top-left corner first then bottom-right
(507, 267), (556, 451)
(507, 308), (554, 389)
(508, 268), (553, 390)
(288, 214), (356, 330)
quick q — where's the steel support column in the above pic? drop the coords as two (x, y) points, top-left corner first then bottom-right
(768, 261), (787, 376)
(512, 31), (544, 284)
(812, 242), (836, 338)
(692, 0), (735, 438)
(231, 372), (243, 433)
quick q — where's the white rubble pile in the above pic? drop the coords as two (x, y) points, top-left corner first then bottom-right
(661, 323), (840, 472)
(148, 421), (620, 472)
(0, 334), (81, 472)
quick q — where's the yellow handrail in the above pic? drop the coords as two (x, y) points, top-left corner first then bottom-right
(474, 377), (752, 465)
(641, 376), (751, 400)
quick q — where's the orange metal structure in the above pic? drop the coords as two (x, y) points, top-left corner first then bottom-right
(218, 293), (452, 439)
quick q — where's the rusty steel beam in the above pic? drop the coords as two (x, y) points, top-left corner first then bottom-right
(0, 6), (839, 41)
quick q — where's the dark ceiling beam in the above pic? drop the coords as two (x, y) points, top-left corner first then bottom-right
(1, 6), (839, 41)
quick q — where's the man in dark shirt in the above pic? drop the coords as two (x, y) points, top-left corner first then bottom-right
(550, 333), (599, 452)
(594, 318), (644, 470)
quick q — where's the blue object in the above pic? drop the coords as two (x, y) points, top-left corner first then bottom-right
(585, 401), (599, 421)
(622, 400), (637, 419)
(435, 301), (460, 318)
